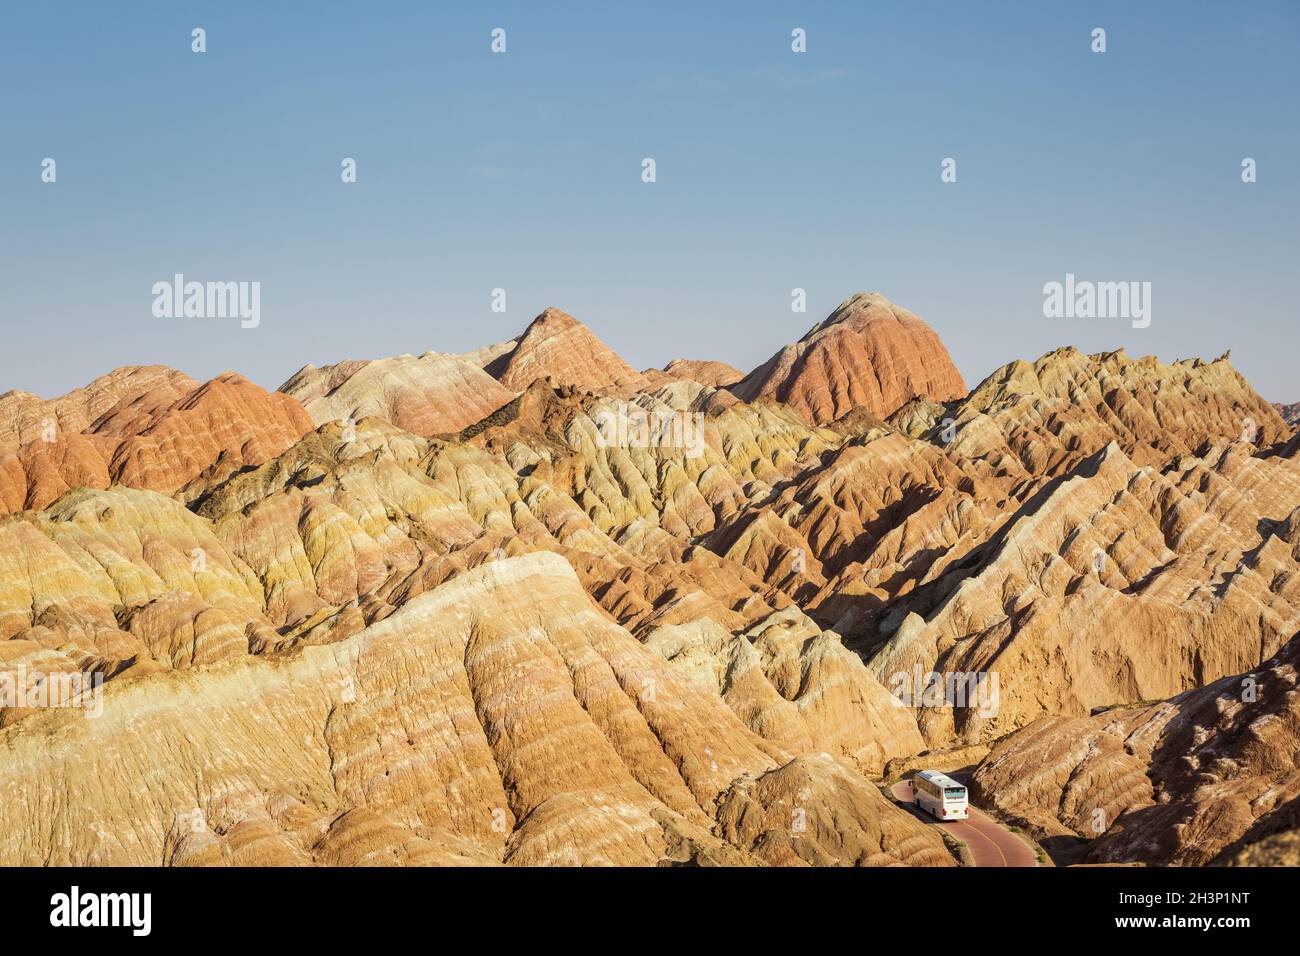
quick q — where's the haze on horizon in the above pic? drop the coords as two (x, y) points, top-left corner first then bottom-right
(2, 1), (1297, 401)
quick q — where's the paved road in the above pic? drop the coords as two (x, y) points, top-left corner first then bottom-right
(890, 777), (1039, 867)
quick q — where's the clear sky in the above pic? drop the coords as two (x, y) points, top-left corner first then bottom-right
(3, 1), (1297, 401)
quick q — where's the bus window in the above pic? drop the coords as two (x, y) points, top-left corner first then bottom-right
(944, 787), (966, 801)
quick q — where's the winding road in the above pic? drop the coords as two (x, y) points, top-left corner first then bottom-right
(890, 775), (1039, 867)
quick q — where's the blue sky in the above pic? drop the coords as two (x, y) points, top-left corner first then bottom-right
(2, 1), (1297, 401)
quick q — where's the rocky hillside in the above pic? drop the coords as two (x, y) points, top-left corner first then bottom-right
(970, 628), (1300, 866)
(0, 372), (312, 515)
(730, 293), (967, 424)
(485, 307), (648, 393)
(280, 352), (515, 435)
(1, 292), (1295, 866)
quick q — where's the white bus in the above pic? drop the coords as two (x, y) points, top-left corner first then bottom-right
(911, 770), (969, 820)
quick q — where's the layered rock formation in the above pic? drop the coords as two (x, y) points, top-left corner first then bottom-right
(941, 347), (1288, 480)
(661, 359), (744, 388)
(731, 293), (967, 424)
(0, 552), (950, 866)
(280, 352), (515, 436)
(1, 294), (1295, 867)
(485, 308), (648, 392)
(0, 372), (313, 514)
(970, 631), (1300, 866)
(864, 347), (1300, 749)
(0, 365), (199, 453)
